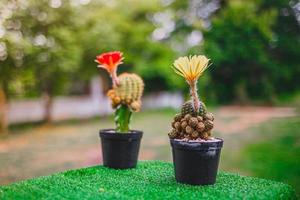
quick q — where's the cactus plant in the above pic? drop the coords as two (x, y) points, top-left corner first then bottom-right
(169, 55), (223, 186)
(107, 73), (144, 112)
(169, 55), (215, 140)
(95, 51), (144, 133)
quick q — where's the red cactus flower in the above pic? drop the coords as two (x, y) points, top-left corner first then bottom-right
(95, 51), (124, 86)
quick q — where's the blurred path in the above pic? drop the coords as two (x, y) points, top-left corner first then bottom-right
(214, 106), (297, 134)
(0, 106), (297, 185)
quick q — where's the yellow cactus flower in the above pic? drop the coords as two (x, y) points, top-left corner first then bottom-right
(173, 55), (210, 84)
(173, 55), (211, 114)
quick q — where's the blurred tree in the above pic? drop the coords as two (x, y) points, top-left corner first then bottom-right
(115, 1), (178, 92)
(1, 0), (299, 133)
(73, 0), (123, 93)
(0, 88), (6, 133)
(203, 0), (300, 103)
(12, 0), (81, 122)
(77, 0), (179, 93)
(260, 0), (300, 101)
(0, 0), (33, 132)
(151, 0), (222, 97)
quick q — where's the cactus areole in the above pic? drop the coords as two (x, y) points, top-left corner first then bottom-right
(170, 55), (223, 185)
(95, 51), (144, 133)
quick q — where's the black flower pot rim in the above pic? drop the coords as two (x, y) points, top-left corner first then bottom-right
(170, 138), (223, 151)
(99, 129), (143, 140)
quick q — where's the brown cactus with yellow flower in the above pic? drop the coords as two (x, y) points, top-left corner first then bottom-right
(95, 51), (144, 132)
(169, 55), (214, 140)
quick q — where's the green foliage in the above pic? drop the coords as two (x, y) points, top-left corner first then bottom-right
(0, 0), (82, 97)
(0, 1), (31, 97)
(24, 0), (81, 96)
(1, 0), (299, 104)
(241, 117), (300, 196)
(203, 0), (300, 103)
(0, 161), (296, 200)
(77, 0), (180, 92)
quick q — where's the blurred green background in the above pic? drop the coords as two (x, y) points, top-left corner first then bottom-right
(0, 0), (300, 196)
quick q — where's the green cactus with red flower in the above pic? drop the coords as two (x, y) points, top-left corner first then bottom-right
(95, 51), (144, 132)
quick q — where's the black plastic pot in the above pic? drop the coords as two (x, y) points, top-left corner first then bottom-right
(99, 129), (143, 169)
(170, 138), (223, 185)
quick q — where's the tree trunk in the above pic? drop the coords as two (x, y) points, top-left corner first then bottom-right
(43, 92), (53, 123)
(0, 85), (8, 134)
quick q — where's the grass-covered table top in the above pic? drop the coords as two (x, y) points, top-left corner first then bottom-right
(0, 161), (297, 200)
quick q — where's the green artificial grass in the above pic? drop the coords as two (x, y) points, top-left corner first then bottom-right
(0, 161), (297, 200)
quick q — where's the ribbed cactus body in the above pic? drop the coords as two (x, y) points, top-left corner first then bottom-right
(198, 101), (207, 117)
(181, 100), (197, 116)
(181, 100), (207, 116)
(170, 99), (213, 140)
(107, 73), (144, 112)
(115, 73), (143, 102)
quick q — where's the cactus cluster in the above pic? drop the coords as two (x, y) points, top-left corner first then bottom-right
(171, 55), (214, 140)
(169, 101), (214, 140)
(107, 73), (144, 112)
